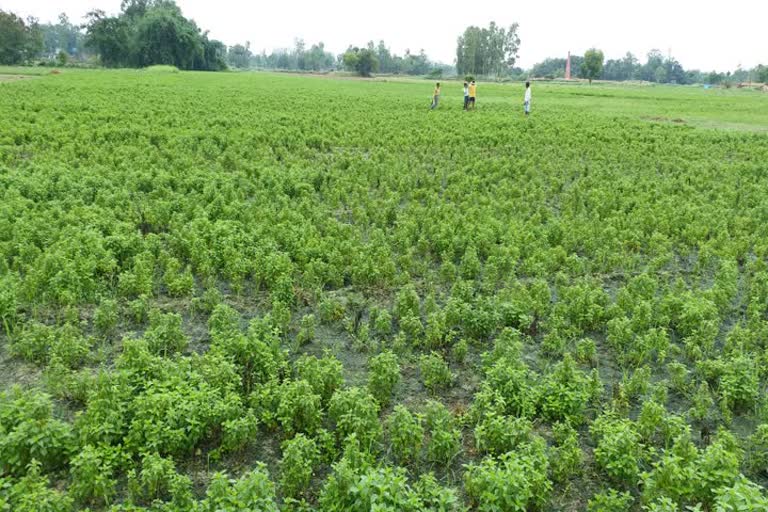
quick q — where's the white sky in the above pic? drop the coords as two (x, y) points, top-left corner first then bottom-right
(3, 0), (767, 71)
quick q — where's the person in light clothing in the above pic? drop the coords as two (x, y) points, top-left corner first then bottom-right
(468, 81), (477, 109)
(524, 81), (531, 115)
(463, 82), (469, 110)
(430, 82), (441, 110)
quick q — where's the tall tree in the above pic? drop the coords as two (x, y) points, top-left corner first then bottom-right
(132, 3), (202, 69)
(581, 48), (604, 84)
(456, 22), (520, 77)
(227, 42), (251, 69)
(84, 10), (130, 67)
(85, 0), (226, 70)
(0, 11), (42, 64)
(0, 11), (29, 64)
(757, 65), (768, 84)
(40, 13), (85, 58)
(342, 46), (379, 76)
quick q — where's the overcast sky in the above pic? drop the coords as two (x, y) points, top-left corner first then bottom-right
(4, 0), (766, 71)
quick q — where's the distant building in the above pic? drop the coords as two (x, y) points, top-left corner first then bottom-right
(565, 52), (572, 80)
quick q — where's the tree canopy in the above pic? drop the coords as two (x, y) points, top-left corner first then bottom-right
(456, 22), (520, 77)
(342, 46), (379, 77)
(581, 48), (604, 84)
(0, 11), (42, 65)
(84, 0), (225, 70)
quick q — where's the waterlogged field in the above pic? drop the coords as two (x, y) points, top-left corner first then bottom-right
(1, 69), (768, 511)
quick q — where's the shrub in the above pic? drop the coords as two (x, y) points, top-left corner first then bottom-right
(144, 309), (188, 357)
(129, 452), (191, 505)
(474, 413), (532, 456)
(413, 472), (460, 512)
(587, 489), (634, 512)
(328, 387), (381, 450)
(211, 316), (285, 395)
(320, 464), (418, 512)
(201, 464), (279, 512)
(424, 400), (461, 465)
(713, 476), (768, 511)
(69, 444), (124, 507)
(294, 350), (344, 404)
(280, 434), (319, 498)
(464, 439), (551, 512)
(550, 422), (583, 482)
(591, 413), (645, 486)
(394, 284), (420, 320)
(746, 423), (768, 476)
(386, 405), (424, 464)
(93, 297), (119, 335)
(419, 352), (453, 393)
(374, 308), (393, 335)
(452, 338), (469, 364)
(277, 379), (322, 435)
(3, 460), (74, 512)
(0, 386), (74, 476)
(318, 296), (345, 324)
(220, 409), (259, 454)
(296, 313), (316, 345)
(368, 350), (400, 406)
(575, 338), (597, 365)
(535, 354), (596, 424)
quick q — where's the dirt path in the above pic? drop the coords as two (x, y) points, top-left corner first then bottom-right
(0, 74), (38, 82)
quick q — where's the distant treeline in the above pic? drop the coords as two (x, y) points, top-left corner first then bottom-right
(230, 40), (450, 77)
(1, 2), (766, 85)
(531, 51), (768, 85)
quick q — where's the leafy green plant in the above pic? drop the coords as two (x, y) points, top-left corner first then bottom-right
(368, 350), (400, 406)
(294, 350), (344, 404)
(69, 444), (124, 507)
(277, 379), (322, 435)
(280, 433), (319, 498)
(201, 464), (279, 512)
(296, 313), (316, 345)
(550, 422), (583, 482)
(0, 386), (75, 476)
(144, 309), (188, 356)
(3, 460), (74, 512)
(587, 489), (634, 511)
(328, 387), (381, 450)
(424, 400), (462, 465)
(474, 413), (532, 456)
(591, 412), (645, 486)
(464, 438), (551, 512)
(419, 352), (453, 394)
(386, 405), (424, 464)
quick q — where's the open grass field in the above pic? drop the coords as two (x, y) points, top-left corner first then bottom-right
(1, 68), (768, 511)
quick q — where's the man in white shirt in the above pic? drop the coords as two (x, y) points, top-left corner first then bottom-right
(524, 81), (531, 116)
(463, 82), (469, 110)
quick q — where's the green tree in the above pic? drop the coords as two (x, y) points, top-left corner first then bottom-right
(40, 13), (85, 59)
(85, 0), (225, 70)
(228, 42), (251, 69)
(84, 10), (131, 67)
(342, 46), (379, 76)
(757, 64), (768, 84)
(582, 48), (604, 83)
(456, 22), (520, 76)
(0, 11), (42, 64)
(133, 3), (202, 69)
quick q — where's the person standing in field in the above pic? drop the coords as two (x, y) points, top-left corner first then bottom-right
(430, 82), (441, 110)
(463, 82), (470, 110)
(524, 81), (531, 116)
(468, 81), (477, 109)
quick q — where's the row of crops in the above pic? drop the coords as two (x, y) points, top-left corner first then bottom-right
(1, 70), (768, 511)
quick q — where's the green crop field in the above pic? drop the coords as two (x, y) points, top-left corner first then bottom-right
(1, 69), (768, 511)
